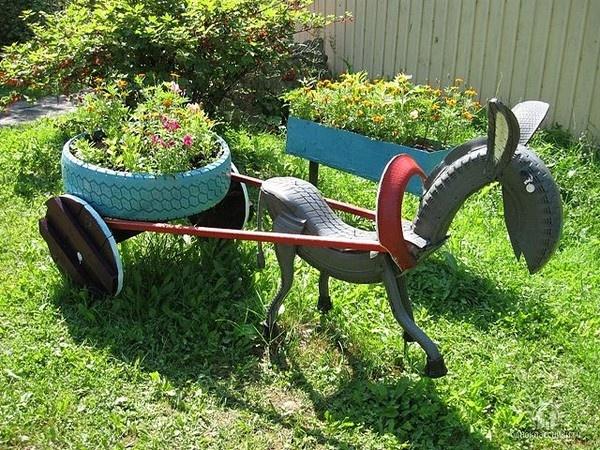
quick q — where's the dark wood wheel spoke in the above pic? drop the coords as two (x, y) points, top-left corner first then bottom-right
(40, 195), (123, 296)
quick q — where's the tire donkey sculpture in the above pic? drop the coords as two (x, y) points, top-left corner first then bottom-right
(258, 99), (562, 377)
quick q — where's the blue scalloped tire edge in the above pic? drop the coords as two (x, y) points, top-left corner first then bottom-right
(61, 134), (232, 221)
(61, 193), (124, 296)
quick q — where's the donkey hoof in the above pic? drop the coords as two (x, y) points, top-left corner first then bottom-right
(424, 355), (448, 378)
(262, 322), (282, 342)
(317, 295), (332, 314)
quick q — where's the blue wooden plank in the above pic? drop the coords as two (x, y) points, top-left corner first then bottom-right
(286, 117), (451, 195)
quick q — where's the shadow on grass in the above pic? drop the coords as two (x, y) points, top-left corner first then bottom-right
(406, 256), (555, 339)
(50, 235), (265, 382)
(46, 232), (504, 448)
(279, 350), (496, 449)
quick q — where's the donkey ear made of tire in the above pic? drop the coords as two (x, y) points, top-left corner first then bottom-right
(486, 98), (521, 177)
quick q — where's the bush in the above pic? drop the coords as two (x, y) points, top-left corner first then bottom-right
(0, 0), (336, 112)
(0, 0), (67, 48)
(283, 72), (485, 148)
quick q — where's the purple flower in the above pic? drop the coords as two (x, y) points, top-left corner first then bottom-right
(182, 134), (193, 147)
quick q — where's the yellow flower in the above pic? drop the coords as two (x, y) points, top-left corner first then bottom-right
(432, 88), (442, 97)
(372, 115), (385, 124)
(395, 73), (413, 83)
(465, 88), (478, 97)
(454, 77), (464, 85)
(409, 109), (419, 120)
(431, 103), (440, 111)
(446, 98), (457, 107)
(116, 79), (128, 89)
(462, 111), (474, 121)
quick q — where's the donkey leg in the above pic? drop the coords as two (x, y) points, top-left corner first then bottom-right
(317, 272), (332, 314)
(382, 257), (448, 378)
(387, 263), (417, 342)
(263, 243), (296, 340)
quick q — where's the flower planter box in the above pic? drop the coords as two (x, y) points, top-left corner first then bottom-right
(285, 117), (451, 195)
(61, 134), (231, 221)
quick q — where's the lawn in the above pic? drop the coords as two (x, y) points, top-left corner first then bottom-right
(0, 116), (598, 449)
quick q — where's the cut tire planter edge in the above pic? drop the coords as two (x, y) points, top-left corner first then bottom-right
(61, 134), (232, 221)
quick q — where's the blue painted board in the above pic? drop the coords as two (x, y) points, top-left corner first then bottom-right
(286, 117), (451, 195)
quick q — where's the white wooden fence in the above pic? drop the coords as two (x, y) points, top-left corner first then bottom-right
(299, 0), (600, 137)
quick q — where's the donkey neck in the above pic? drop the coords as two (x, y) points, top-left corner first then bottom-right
(413, 147), (494, 247)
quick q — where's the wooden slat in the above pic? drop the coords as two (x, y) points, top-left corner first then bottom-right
(571, 0), (600, 131)
(352, 0), (367, 70)
(344, 0), (356, 72)
(540, 0), (570, 125)
(383, 0), (400, 77)
(372, 0), (388, 77)
(480, 0), (504, 99)
(417, 0), (434, 83)
(46, 197), (116, 293)
(396, 0), (412, 73)
(467, 0), (490, 92)
(510, 0), (537, 102)
(405, 0), (423, 77)
(363, 0), (378, 74)
(454, 0), (475, 82)
(39, 218), (88, 286)
(589, 60), (600, 135)
(429, 0), (448, 85)
(554, 0), (589, 129)
(524, 0), (553, 100)
(441, 0), (461, 84)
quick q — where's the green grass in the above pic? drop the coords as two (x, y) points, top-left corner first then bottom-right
(0, 117), (598, 449)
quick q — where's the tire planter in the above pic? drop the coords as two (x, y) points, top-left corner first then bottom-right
(61, 134), (231, 221)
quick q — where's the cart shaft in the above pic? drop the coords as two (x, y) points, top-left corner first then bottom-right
(105, 218), (385, 252)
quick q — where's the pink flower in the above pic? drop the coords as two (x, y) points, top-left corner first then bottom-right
(182, 134), (193, 147)
(170, 81), (182, 94)
(161, 115), (181, 131)
(151, 134), (166, 147)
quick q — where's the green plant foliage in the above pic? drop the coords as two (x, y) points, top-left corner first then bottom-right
(69, 80), (219, 173)
(284, 72), (485, 148)
(0, 0), (336, 111)
(0, 0), (67, 47)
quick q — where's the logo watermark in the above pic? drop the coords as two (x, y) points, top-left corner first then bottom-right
(512, 401), (578, 441)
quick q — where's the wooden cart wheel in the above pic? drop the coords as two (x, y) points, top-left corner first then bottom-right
(39, 194), (123, 296)
(189, 163), (251, 229)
